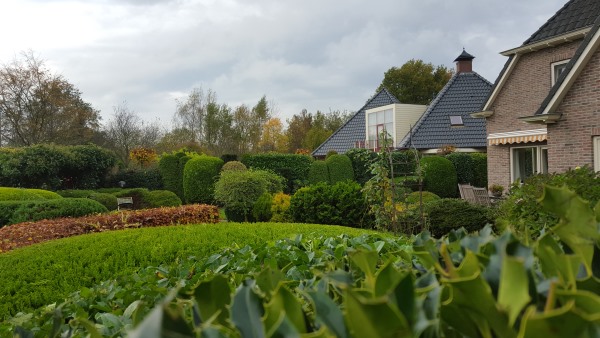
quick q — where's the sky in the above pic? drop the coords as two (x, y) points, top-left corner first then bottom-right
(0, 0), (569, 128)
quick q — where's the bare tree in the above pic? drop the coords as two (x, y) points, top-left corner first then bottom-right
(172, 87), (218, 143)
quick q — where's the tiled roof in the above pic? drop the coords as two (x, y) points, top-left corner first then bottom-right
(398, 72), (492, 149)
(524, 0), (600, 45)
(312, 89), (400, 157)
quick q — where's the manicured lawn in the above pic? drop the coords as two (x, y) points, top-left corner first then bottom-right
(0, 222), (383, 318)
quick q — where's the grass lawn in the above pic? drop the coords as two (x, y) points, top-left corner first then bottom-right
(0, 222), (384, 318)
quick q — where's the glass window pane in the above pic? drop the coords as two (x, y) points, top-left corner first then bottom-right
(368, 113), (376, 126)
(376, 111), (384, 124)
(368, 126), (377, 140)
(385, 109), (393, 123)
(541, 148), (548, 174)
(512, 147), (537, 183)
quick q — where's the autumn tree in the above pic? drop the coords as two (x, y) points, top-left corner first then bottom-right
(376, 59), (453, 104)
(259, 118), (288, 153)
(0, 51), (101, 146)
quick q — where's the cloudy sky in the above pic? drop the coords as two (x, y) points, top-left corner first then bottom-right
(1, 0), (568, 127)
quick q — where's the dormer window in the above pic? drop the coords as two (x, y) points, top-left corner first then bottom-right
(449, 115), (464, 126)
(551, 60), (569, 85)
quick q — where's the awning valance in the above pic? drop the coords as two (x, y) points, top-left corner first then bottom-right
(488, 129), (547, 146)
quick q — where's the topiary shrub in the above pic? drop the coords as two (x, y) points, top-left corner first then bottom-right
(325, 150), (338, 159)
(289, 181), (368, 227)
(308, 161), (329, 185)
(113, 188), (151, 210)
(326, 154), (354, 184)
(144, 190), (182, 208)
(65, 144), (117, 190)
(9, 198), (108, 225)
(220, 154), (238, 163)
(445, 153), (474, 184)
(241, 153), (312, 193)
(221, 161), (247, 172)
(424, 198), (493, 238)
(420, 156), (458, 198)
(56, 190), (95, 198)
(0, 188), (46, 201)
(252, 192), (273, 222)
(252, 170), (285, 194)
(345, 148), (377, 185)
(25, 189), (62, 200)
(405, 191), (440, 204)
(88, 193), (118, 211)
(158, 154), (182, 199)
(270, 192), (292, 222)
(470, 152), (488, 188)
(0, 201), (27, 227)
(183, 155), (224, 204)
(106, 168), (163, 190)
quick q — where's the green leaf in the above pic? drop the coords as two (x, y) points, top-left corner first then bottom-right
(498, 256), (530, 326)
(518, 302), (593, 338)
(306, 291), (348, 338)
(344, 289), (410, 338)
(256, 267), (285, 296)
(349, 250), (379, 288)
(231, 280), (265, 338)
(73, 318), (103, 338)
(194, 275), (232, 326)
(264, 284), (306, 335)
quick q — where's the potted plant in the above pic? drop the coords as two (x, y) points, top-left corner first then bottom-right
(489, 184), (504, 197)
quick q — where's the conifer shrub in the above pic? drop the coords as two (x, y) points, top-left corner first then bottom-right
(183, 155), (224, 204)
(158, 154), (181, 198)
(308, 160), (329, 185)
(424, 198), (493, 238)
(88, 193), (118, 211)
(0, 201), (26, 227)
(289, 181), (367, 227)
(270, 192), (292, 222)
(8, 198), (108, 225)
(325, 154), (354, 184)
(470, 152), (488, 188)
(144, 190), (182, 208)
(0, 188), (46, 201)
(445, 152), (474, 184)
(252, 192), (273, 222)
(420, 156), (458, 198)
(221, 161), (247, 172)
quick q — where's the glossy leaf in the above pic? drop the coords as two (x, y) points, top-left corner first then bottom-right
(194, 275), (231, 326)
(231, 280), (265, 338)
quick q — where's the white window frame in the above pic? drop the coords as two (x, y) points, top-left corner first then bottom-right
(594, 136), (600, 172)
(365, 106), (395, 149)
(551, 60), (569, 85)
(510, 145), (548, 183)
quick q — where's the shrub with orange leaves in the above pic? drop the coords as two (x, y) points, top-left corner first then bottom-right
(130, 147), (158, 167)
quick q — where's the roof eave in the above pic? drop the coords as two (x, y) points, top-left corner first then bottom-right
(518, 113), (562, 124)
(501, 27), (591, 56)
(470, 110), (494, 118)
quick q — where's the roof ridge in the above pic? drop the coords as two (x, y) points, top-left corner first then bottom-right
(523, 0), (573, 45)
(397, 72), (459, 148)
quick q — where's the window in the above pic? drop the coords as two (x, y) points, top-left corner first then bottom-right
(367, 108), (393, 148)
(449, 115), (464, 126)
(551, 60), (569, 85)
(511, 146), (548, 183)
(594, 136), (600, 172)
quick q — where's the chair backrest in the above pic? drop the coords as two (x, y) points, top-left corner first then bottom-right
(472, 187), (491, 207)
(117, 197), (134, 210)
(459, 184), (477, 204)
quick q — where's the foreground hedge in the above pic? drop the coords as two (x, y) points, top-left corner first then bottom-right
(8, 198), (108, 226)
(0, 204), (219, 253)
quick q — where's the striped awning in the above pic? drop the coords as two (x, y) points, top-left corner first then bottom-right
(488, 129), (547, 146)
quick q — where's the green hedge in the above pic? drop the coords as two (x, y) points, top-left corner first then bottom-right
(420, 156), (458, 198)
(158, 154), (182, 199)
(183, 155), (224, 204)
(308, 161), (329, 185)
(0, 201), (27, 227)
(241, 153), (312, 193)
(144, 190), (182, 208)
(8, 198), (108, 225)
(325, 154), (354, 184)
(445, 153), (474, 184)
(0, 187), (48, 201)
(88, 193), (118, 211)
(106, 168), (163, 190)
(424, 198), (493, 238)
(470, 153), (488, 188)
(56, 190), (95, 198)
(345, 148), (377, 185)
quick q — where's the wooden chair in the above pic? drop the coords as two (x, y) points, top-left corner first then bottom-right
(458, 184), (477, 204)
(472, 187), (492, 207)
(117, 197), (134, 210)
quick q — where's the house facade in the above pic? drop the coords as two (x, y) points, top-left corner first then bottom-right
(474, 0), (600, 189)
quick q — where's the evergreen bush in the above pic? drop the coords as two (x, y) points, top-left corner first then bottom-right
(88, 193), (118, 211)
(0, 201), (27, 227)
(308, 161), (329, 185)
(221, 161), (247, 172)
(345, 148), (377, 185)
(289, 181), (367, 227)
(241, 153), (312, 193)
(445, 152), (474, 184)
(158, 154), (181, 198)
(0, 188), (46, 201)
(424, 198), (493, 238)
(183, 155), (224, 204)
(113, 188), (151, 209)
(325, 154), (354, 184)
(144, 190), (182, 208)
(470, 152), (488, 188)
(56, 190), (94, 198)
(66, 144), (116, 189)
(214, 170), (275, 222)
(270, 192), (292, 222)
(9, 198), (108, 225)
(106, 168), (163, 190)
(252, 192), (273, 222)
(420, 156), (458, 198)
(404, 191), (440, 204)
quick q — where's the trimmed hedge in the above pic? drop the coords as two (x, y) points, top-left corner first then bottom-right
(106, 168), (163, 190)
(183, 155), (224, 204)
(56, 190), (95, 198)
(0, 188), (47, 201)
(89, 193), (119, 211)
(445, 153), (474, 184)
(241, 153), (312, 193)
(113, 188), (151, 210)
(8, 198), (108, 225)
(420, 156), (458, 198)
(221, 161), (247, 172)
(345, 148), (377, 185)
(424, 198), (493, 238)
(326, 154), (354, 184)
(308, 160), (329, 185)
(470, 153), (488, 188)
(289, 181), (368, 227)
(0, 201), (27, 227)
(158, 154), (182, 198)
(145, 190), (182, 208)
(405, 191), (440, 204)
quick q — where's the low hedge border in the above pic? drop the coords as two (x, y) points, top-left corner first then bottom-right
(0, 204), (220, 253)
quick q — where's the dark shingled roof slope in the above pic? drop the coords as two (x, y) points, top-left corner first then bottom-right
(312, 89), (400, 157)
(398, 72), (492, 149)
(524, 0), (600, 45)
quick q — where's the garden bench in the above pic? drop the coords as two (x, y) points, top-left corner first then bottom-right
(472, 187), (492, 207)
(117, 197), (134, 210)
(458, 184), (477, 204)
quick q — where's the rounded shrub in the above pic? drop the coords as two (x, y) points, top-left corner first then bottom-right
(420, 156), (458, 198)
(183, 155), (224, 204)
(25, 189), (62, 200)
(308, 161), (329, 185)
(445, 153), (474, 184)
(221, 161), (247, 172)
(0, 188), (46, 201)
(289, 181), (367, 227)
(66, 144), (117, 189)
(56, 190), (95, 198)
(88, 193), (118, 211)
(144, 190), (182, 208)
(214, 170), (277, 222)
(405, 191), (440, 204)
(158, 154), (182, 198)
(0, 201), (27, 227)
(270, 192), (292, 223)
(9, 198), (108, 225)
(252, 192), (273, 222)
(113, 188), (151, 209)
(345, 148), (377, 185)
(424, 198), (493, 238)
(252, 170), (285, 194)
(326, 154), (354, 184)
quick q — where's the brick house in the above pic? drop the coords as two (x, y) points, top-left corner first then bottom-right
(472, 0), (600, 189)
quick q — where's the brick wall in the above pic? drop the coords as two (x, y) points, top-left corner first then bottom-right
(548, 44), (600, 172)
(486, 40), (581, 188)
